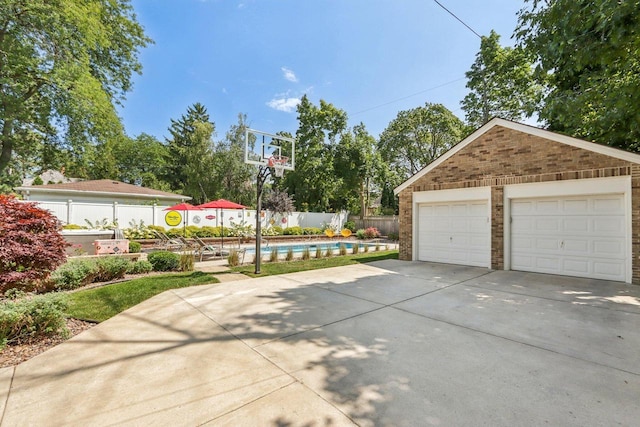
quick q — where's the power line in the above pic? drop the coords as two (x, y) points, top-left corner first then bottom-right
(432, 0), (482, 39)
(351, 77), (466, 116)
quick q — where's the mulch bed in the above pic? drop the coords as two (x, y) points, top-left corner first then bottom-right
(0, 318), (96, 369)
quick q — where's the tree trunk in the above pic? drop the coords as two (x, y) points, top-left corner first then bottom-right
(0, 118), (14, 175)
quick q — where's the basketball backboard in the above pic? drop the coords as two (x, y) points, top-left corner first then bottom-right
(244, 128), (295, 171)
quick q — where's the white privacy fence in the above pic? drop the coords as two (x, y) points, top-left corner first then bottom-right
(30, 201), (347, 231)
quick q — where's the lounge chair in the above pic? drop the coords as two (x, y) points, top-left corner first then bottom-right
(152, 231), (184, 251)
(192, 236), (222, 261)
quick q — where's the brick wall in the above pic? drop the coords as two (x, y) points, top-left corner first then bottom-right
(398, 125), (640, 283)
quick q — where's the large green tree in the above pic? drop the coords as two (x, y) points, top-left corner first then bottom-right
(0, 0), (151, 187)
(284, 96), (348, 212)
(517, 0), (640, 150)
(333, 123), (382, 217)
(92, 133), (171, 190)
(379, 103), (466, 180)
(462, 30), (542, 128)
(212, 114), (255, 206)
(165, 103), (216, 203)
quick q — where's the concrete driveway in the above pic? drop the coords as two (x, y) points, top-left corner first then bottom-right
(1, 260), (639, 426)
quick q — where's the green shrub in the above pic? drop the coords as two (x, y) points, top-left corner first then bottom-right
(285, 247), (294, 261)
(355, 229), (366, 239)
(0, 293), (69, 345)
(195, 226), (220, 238)
(180, 252), (195, 271)
(344, 220), (356, 232)
(301, 247), (311, 261)
(271, 226), (283, 235)
(302, 227), (322, 235)
(375, 242), (381, 251)
(339, 244), (347, 256)
(352, 244), (360, 254)
(62, 224), (86, 230)
(127, 260), (153, 274)
(50, 259), (99, 291)
(147, 251), (180, 271)
(325, 246), (333, 257)
(283, 226), (303, 235)
(95, 256), (130, 282)
(165, 228), (183, 238)
(388, 232), (399, 241)
(364, 244), (370, 253)
(315, 245), (322, 259)
(147, 225), (167, 233)
(269, 247), (279, 263)
(129, 241), (142, 253)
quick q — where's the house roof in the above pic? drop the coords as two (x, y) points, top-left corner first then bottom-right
(394, 118), (640, 195)
(15, 179), (190, 201)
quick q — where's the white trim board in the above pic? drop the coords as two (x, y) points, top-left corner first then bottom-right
(395, 118), (640, 195)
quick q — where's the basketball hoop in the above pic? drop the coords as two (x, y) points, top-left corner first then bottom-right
(268, 155), (288, 178)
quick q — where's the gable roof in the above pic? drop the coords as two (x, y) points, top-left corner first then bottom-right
(394, 118), (640, 195)
(15, 179), (189, 201)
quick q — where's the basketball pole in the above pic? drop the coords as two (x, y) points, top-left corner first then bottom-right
(254, 165), (271, 274)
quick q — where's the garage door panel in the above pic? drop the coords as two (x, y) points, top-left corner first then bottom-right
(535, 238), (560, 251)
(511, 194), (627, 282)
(593, 240), (624, 257)
(593, 260), (625, 277)
(593, 217), (625, 234)
(564, 218), (589, 232)
(593, 197), (624, 213)
(534, 256), (559, 270)
(537, 200), (561, 214)
(562, 239), (589, 254)
(562, 258), (590, 275)
(418, 201), (489, 268)
(535, 218), (560, 231)
(563, 199), (588, 213)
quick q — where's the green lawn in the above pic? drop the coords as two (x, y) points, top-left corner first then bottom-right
(231, 249), (398, 277)
(66, 271), (218, 322)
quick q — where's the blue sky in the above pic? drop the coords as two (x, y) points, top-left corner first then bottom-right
(119, 0), (526, 142)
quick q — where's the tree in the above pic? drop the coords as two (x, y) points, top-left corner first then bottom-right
(92, 133), (171, 190)
(164, 103), (216, 203)
(263, 189), (295, 215)
(284, 96), (348, 212)
(516, 0), (640, 150)
(333, 123), (382, 217)
(461, 30), (542, 128)
(0, 0), (151, 184)
(0, 195), (67, 293)
(379, 103), (465, 180)
(212, 114), (255, 206)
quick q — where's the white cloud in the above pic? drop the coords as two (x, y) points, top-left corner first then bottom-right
(267, 97), (301, 113)
(281, 67), (298, 83)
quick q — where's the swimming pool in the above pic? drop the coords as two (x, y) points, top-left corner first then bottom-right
(244, 241), (379, 255)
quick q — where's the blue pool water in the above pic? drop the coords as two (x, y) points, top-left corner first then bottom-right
(244, 242), (376, 255)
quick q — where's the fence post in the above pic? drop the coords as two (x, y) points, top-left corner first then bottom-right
(67, 199), (73, 225)
(113, 202), (118, 225)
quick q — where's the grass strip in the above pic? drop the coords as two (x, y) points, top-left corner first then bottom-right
(66, 271), (219, 322)
(232, 250), (398, 277)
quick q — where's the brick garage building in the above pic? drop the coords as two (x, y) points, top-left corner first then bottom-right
(394, 118), (640, 284)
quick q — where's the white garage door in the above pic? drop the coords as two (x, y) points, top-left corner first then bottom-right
(417, 201), (490, 267)
(511, 194), (627, 281)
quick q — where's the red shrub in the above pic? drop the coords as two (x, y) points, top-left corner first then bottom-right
(0, 195), (68, 292)
(364, 227), (381, 239)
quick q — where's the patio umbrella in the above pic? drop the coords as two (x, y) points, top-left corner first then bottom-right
(197, 199), (247, 247)
(197, 199), (247, 209)
(163, 203), (203, 237)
